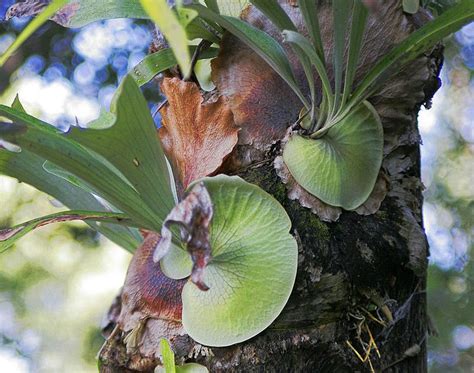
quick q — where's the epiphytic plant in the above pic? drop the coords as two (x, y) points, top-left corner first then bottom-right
(0, 0), (472, 366)
(184, 0), (473, 210)
(0, 76), (297, 347)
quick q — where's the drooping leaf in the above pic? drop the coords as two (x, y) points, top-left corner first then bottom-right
(249, 0), (315, 116)
(282, 30), (333, 112)
(68, 75), (177, 228)
(0, 98), (141, 252)
(297, 0), (325, 65)
(283, 101), (383, 210)
(5, 0), (149, 28)
(0, 210), (136, 252)
(180, 175), (298, 347)
(42, 160), (96, 195)
(347, 0), (474, 114)
(0, 106), (159, 231)
(189, 3), (309, 108)
(249, 0), (296, 31)
(158, 77), (238, 189)
(2, 151), (141, 251)
(139, 0), (192, 77)
(41, 160), (145, 249)
(0, 0), (68, 67)
(256, 0), (324, 127)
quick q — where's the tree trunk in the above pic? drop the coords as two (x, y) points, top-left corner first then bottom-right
(99, 2), (443, 372)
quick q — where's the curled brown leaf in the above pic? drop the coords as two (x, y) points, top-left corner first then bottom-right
(154, 182), (213, 291)
(159, 77), (239, 190)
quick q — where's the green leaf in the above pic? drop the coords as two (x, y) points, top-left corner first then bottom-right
(297, 0), (325, 65)
(249, 0), (296, 30)
(283, 101), (383, 210)
(177, 7), (199, 28)
(181, 175), (298, 347)
(155, 338), (209, 373)
(194, 58), (216, 92)
(185, 18), (222, 43)
(129, 47), (219, 87)
(11, 95), (25, 111)
(249, 0), (314, 114)
(139, 0), (192, 78)
(332, 0), (352, 113)
(0, 0), (68, 67)
(341, 0), (368, 108)
(41, 160), (145, 249)
(159, 339), (176, 373)
(1, 97), (141, 251)
(0, 147), (141, 252)
(347, 0), (474, 115)
(68, 75), (177, 227)
(282, 30), (333, 114)
(189, 4), (309, 108)
(204, 0), (220, 14)
(403, 0), (420, 14)
(56, 0), (148, 28)
(0, 106), (159, 231)
(43, 160), (96, 194)
(0, 210), (137, 252)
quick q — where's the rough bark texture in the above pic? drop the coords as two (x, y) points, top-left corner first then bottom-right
(99, 2), (443, 372)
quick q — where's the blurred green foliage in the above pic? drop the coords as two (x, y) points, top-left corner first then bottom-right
(424, 26), (474, 371)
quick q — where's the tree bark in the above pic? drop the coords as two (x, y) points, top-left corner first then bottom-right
(99, 2), (443, 372)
